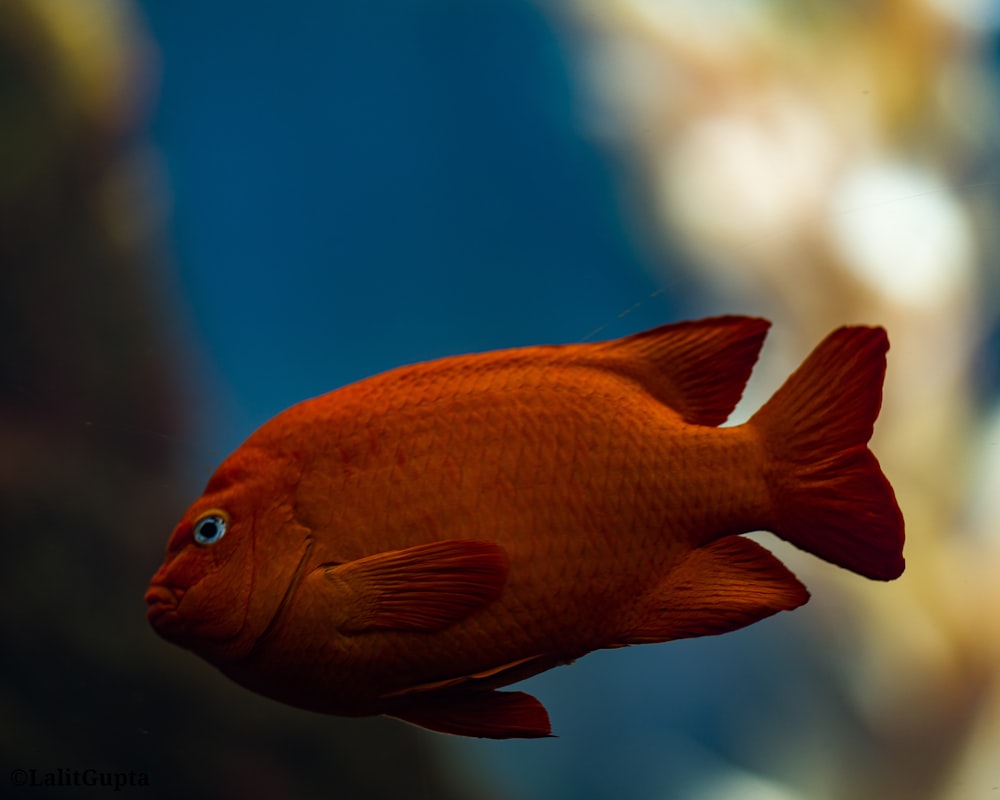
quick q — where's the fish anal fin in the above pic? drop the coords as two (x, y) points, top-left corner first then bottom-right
(595, 315), (770, 426)
(387, 689), (553, 739)
(620, 537), (809, 645)
(323, 539), (509, 633)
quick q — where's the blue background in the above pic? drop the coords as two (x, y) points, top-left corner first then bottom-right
(138, 1), (708, 453)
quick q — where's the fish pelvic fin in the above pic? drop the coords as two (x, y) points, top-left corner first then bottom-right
(380, 654), (555, 699)
(750, 326), (905, 580)
(592, 315), (770, 426)
(615, 538), (809, 645)
(386, 689), (553, 739)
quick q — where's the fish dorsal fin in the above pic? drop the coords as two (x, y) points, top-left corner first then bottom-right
(387, 689), (553, 739)
(591, 315), (770, 426)
(617, 537), (809, 645)
(323, 539), (509, 633)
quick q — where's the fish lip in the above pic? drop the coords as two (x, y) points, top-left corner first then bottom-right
(144, 584), (184, 633)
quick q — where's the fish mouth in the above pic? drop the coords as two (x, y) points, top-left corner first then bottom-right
(144, 584), (185, 638)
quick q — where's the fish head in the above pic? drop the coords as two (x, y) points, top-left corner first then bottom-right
(145, 446), (312, 664)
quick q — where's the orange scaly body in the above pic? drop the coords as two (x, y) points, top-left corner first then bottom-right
(145, 316), (904, 738)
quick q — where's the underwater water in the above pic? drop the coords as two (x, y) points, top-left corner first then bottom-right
(4, 1), (999, 798)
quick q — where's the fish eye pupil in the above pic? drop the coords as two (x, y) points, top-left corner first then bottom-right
(193, 515), (226, 546)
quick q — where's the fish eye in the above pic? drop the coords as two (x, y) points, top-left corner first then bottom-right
(192, 512), (228, 546)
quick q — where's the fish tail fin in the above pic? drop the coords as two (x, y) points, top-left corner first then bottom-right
(750, 327), (904, 580)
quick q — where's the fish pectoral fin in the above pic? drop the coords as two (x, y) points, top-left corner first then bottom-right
(323, 539), (509, 633)
(618, 537), (809, 645)
(386, 689), (553, 739)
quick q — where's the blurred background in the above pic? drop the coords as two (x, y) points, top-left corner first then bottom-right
(2, 0), (999, 797)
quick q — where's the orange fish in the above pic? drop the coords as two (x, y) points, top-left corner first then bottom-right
(145, 316), (904, 738)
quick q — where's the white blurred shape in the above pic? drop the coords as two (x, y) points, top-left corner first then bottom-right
(663, 91), (839, 254)
(966, 406), (1000, 547)
(924, 0), (1000, 32)
(621, 0), (764, 51)
(827, 162), (973, 308)
(688, 769), (807, 800)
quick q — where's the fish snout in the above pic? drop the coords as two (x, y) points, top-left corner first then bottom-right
(144, 583), (184, 636)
